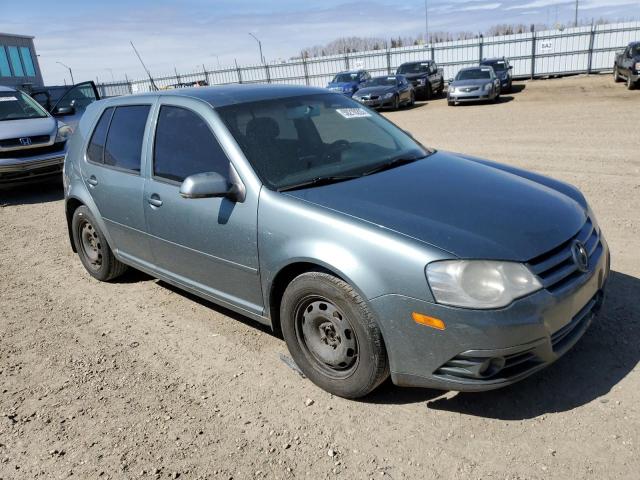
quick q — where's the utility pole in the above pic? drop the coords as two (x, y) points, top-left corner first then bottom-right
(248, 32), (265, 64)
(56, 61), (74, 84)
(424, 0), (429, 44)
(574, 0), (579, 27)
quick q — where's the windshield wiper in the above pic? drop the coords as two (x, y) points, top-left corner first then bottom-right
(360, 155), (426, 177)
(277, 174), (361, 192)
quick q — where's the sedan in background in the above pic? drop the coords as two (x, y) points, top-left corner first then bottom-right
(480, 57), (513, 92)
(448, 67), (501, 105)
(352, 75), (415, 109)
(326, 70), (371, 97)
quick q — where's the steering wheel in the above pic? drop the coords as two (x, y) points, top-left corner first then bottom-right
(324, 140), (351, 163)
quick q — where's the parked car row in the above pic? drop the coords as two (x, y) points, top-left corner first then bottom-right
(327, 57), (513, 109)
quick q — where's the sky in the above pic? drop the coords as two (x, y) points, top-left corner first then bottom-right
(2, 0), (638, 85)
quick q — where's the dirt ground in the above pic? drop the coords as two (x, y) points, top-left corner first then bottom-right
(1, 74), (639, 480)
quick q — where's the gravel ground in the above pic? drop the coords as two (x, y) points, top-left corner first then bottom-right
(1, 74), (638, 480)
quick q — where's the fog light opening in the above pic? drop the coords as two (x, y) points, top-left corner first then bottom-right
(478, 357), (506, 377)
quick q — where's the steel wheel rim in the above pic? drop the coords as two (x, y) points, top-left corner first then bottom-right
(294, 296), (359, 378)
(79, 220), (102, 270)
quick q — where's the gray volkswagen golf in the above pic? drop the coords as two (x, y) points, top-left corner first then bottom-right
(64, 85), (610, 398)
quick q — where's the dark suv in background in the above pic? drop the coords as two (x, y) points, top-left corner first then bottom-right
(480, 57), (513, 92)
(396, 61), (444, 99)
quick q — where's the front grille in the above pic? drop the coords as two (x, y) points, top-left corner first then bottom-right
(527, 217), (602, 294)
(0, 141), (65, 159)
(461, 87), (480, 92)
(0, 135), (51, 148)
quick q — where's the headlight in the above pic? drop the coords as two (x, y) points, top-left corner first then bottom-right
(55, 124), (73, 143)
(635, 62), (640, 72)
(383, 92), (394, 99)
(426, 260), (542, 309)
(448, 85), (456, 93)
(484, 83), (493, 92)
(343, 87), (352, 93)
(417, 78), (426, 86)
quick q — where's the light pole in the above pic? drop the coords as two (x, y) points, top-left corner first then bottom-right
(574, 0), (579, 27)
(248, 32), (265, 64)
(56, 61), (74, 84)
(425, 0), (429, 44)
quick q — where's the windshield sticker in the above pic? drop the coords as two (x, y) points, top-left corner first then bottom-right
(0, 96), (18, 102)
(336, 108), (371, 119)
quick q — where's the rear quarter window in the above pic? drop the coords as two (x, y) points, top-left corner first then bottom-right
(87, 108), (114, 164)
(103, 105), (151, 172)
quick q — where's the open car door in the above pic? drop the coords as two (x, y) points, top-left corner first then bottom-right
(49, 81), (100, 128)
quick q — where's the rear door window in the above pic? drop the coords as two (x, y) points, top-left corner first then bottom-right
(104, 105), (150, 172)
(153, 105), (229, 183)
(87, 108), (114, 163)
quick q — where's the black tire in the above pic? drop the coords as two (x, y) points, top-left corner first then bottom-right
(448, 100), (455, 106)
(392, 95), (400, 110)
(437, 79), (445, 94)
(72, 205), (127, 282)
(280, 272), (389, 399)
(627, 75), (635, 90)
(613, 66), (622, 83)
(425, 83), (432, 100)
(409, 91), (416, 106)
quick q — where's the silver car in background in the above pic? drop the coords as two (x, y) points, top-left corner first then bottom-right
(0, 86), (72, 186)
(448, 66), (501, 105)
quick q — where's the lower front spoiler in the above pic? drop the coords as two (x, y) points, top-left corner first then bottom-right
(0, 156), (64, 186)
(391, 290), (604, 391)
(449, 94), (494, 103)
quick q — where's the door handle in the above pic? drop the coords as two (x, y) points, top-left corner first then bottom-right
(148, 194), (163, 208)
(86, 175), (98, 187)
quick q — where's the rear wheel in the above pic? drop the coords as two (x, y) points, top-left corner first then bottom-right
(280, 272), (389, 399)
(613, 66), (622, 83)
(72, 206), (127, 282)
(437, 79), (445, 94)
(392, 95), (400, 110)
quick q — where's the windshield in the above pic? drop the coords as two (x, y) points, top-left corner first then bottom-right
(632, 46), (640, 56)
(217, 93), (429, 191)
(456, 69), (492, 81)
(0, 91), (49, 121)
(332, 73), (358, 83)
(364, 77), (397, 87)
(481, 60), (507, 72)
(397, 63), (429, 74)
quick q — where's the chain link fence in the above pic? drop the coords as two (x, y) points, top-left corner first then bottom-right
(97, 21), (640, 98)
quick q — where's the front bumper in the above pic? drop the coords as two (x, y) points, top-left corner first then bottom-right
(0, 144), (66, 186)
(369, 238), (610, 391)
(354, 97), (395, 109)
(448, 90), (494, 103)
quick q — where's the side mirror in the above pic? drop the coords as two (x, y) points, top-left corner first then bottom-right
(53, 105), (75, 116)
(180, 172), (245, 202)
(448, 78), (454, 83)
(508, 65), (513, 70)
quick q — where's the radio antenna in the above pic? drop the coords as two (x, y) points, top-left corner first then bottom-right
(130, 41), (158, 91)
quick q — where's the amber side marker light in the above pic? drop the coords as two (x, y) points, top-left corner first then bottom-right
(412, 312), (446, 330)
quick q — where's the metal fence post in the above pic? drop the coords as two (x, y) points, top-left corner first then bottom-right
(430, 46), (435, 62)
(125, 74), (132, 94)
(302, 58), (310, 85)
(344, 54), (350, 70)
(264, 63), (271, 83)
(587, 25), (596, 74)
(478, 35), (484, 63)
(235, 59), (243, 84)
(386, 49), (392, 74)
(203, 64), (211, 85)
(530, 30), (537, 80)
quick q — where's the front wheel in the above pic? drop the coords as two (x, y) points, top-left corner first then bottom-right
(627, 76), (635, 90)
(280, 272), (389, 399)
(72, 206), (127, 282)
(409, 91), (416, 106)
(392, 95), (400, 110)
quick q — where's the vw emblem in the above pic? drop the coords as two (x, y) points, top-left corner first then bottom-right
(19, 137), (32, 146)
(571, 240), (589, 272)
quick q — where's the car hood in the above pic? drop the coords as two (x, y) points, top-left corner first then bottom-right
(327, 82), (356, 89)
(285, 151), (586, 261)
(451, 78), (492, 88)
(356, 86), (396, 96)
(401, 73), (427, 81)
(0, 116), (57, 140)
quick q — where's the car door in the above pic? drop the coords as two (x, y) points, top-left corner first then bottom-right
(50, 81), (100, 129)
(81, 102), (155, 265)
(623, 47), (633, 75)
(397, 77), (409, 103)
(143, 97), (263, 315)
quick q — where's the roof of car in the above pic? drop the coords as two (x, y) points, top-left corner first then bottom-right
(400, 61), (431, 65)
(0, 85), (17, 92)
(481, 57), (506, 63)
(105, 83), (332, 108)
(459, 66), (493, 72)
